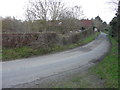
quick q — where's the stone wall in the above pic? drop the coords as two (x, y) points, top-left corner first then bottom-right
(2, 32), (58, 48)
(2, 29), (94, 48)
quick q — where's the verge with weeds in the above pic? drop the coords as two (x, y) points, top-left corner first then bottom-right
(91, 37), (118, 88)
(2, 32), (99, 61)
(49, 36), (118, 88)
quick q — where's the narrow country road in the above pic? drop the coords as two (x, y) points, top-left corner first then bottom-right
(1, 32), (111, 88)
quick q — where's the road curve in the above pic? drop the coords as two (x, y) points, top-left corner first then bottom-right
(1, 32), (111, 88)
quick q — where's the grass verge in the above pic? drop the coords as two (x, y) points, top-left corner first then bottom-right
(2, 32), (99, 61)
(0, 53), (2, 60)
(91, 37), (118, 88)
(53, 74), (93, 88)
(50, 36), (118, 88)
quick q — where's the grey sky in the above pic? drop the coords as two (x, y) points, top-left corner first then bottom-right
(0, 0), (118, 23)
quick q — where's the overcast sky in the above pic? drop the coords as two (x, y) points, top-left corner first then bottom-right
(0, 0), (118, 23)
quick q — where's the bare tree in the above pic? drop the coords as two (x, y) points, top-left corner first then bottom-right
(26, 0), (49, 31)
(26, 0), (49, 20)
(26, 0), (84, 20)
(59, 5), (84, 33)
(59, 5), (84, 20)
(26, 0), (67, 31)
(49, 0), (66, 20)
(25, 0), (84, 32)
(108, 0), (119, 11)
(71, 6), (85, 20)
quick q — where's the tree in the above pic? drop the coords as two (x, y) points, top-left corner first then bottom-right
(116, 0), (120, 41)
(92, 16), (103, 31)
(26, 0), (67, 31)
(71, 6), (85, 20)
(108, 0), (119, 11)
(59, 5), (84, 20)
(2, 17), (29, 33)
(26, 0), (48, 21)
(110, 17), (117, 37)
(110, 0), (119, 39)
(25, 0), (84, 33)
(57, 5), (84, 33)
(49, 0), (66, 20)
(26, 0), (49, 31)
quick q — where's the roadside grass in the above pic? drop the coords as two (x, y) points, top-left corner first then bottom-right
(53, 72), (96, 88)
(52, 36), (118, 88)
(2, 32), (99, 61)
(0, 49), (2, 60)
(67, 32), (99, 49)
(0, 53), (2, 60)
(54, 81), (91, 88)
(80, 33), (98, 44)
(91, 37), (118, 88)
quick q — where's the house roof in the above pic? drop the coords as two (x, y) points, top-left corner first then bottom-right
(80, 19), (93, 27)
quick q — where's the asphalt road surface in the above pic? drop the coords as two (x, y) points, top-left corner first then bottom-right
(1, 32), (111, 88)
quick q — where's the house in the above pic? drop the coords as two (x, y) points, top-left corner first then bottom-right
(80, 19), (93, 29)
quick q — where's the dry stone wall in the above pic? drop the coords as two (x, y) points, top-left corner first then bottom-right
(2, 29), (94, 48)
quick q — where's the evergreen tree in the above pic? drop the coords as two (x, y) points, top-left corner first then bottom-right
(118, 1), (120, 42)
(110, 1), (119, 39)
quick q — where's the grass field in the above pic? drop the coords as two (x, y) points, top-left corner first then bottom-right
(2, 32), (99, 61)
(91, 36), (118, 88)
